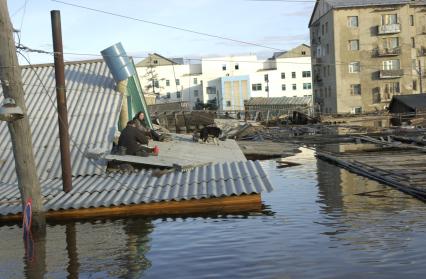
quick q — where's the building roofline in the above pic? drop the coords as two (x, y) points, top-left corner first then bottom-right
(21, 58), (106, 69)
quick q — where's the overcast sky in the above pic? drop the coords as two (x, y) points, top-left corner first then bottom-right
(8, 0), (315, 64)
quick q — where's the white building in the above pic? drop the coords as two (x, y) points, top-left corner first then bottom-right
(135, 53), (203, 107)
(135, 45), (313, 110)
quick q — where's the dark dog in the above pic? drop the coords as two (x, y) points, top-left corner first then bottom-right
(200, 126), (222, 144)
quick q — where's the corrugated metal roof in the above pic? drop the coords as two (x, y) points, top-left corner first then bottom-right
(327, 0), (426, 8)
(389, 94), (426, 111)
(0, 60), (121, 183)
(0, 160), (273, 216)
(245, 97), (313, 106)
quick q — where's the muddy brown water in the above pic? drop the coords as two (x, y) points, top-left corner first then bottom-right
(1, 147), (426, 278)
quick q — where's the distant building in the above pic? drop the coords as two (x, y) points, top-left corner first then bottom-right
(135, 53), (203, 108)
(136, 45), (313, 111)
(309, 0), (426, 114)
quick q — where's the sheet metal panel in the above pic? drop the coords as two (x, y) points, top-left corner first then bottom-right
(0, 161), (273, 216)
(0, 60), (121, 183)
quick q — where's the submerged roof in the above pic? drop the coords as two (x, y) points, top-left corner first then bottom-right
(0, 60), (121, 183)
(246, 97), (313, 107)
(0, 160), (273, 216)
(389, 94), (426, 111)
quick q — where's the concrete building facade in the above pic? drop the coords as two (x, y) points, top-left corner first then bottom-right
(309, 0), (426, 114)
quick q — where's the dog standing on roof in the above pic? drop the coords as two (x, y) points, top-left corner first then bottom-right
(199, 126), (223, 145)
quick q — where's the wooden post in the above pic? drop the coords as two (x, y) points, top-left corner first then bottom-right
(0, 0), (45, 227)
(51, 10), (72, 193)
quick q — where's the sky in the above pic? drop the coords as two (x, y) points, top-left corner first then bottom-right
(7, 0), (316, 65)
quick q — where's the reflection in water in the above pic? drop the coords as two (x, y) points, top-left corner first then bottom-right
(24, 222), (46, 279)
(119, 218), (153, 279)
(315, 144), (424, 253)
(66, 223), (79, 279)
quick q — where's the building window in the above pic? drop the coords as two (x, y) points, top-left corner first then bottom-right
(409, 15), (414, 26)
(325, 22), (328, 33)
(413, 80), (417, 91)
(226, 101), (231, 107)
(349, 62), (360, 73)
(166, 80), (170, 86)
(349, 40), (359, 51)
(322, 24), (324, 35)
(193, 78), (198, 84)
(303, 83), (312, 90)
(252, 84), (262, 91)
(413, 59), (417, 70)
(326, 44), (330, 55)
(194, 90), (199, 96)
(153, 60), (158, 64)
(348, 16), (358, 27)
(166, 92), (171, 98)
(350, 84), (361, 95)
(154, 80), (159, 88)
(372, 88), (381, 104)
(176, 92), (181, 98)
(381, 14), (398, 25)
(292, 84), (297, 90)
(301, 51), (306, 55)
(302, 71), (311, 78)
(235, 64), (239, 70)
(292, 72), (296, 78)
(383, 82), (400, 99)
(383, 59), (400, 70)
(222, 64), (226, 71)
(351, 107), (362, 114)
(281, 72), (286, 79)
(382, 37), (399, 49)
(265, 86), (269, 92)
(411, 37), (415, 48)
(328, 86), (332, 97)
(175, 79), (180, 85)
(282, 84), (286, 91)
(264, 74), (269, 82)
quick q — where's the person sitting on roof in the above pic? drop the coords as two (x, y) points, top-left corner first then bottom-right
(118, 120), (151, 156)
(133, 111), (164, 141)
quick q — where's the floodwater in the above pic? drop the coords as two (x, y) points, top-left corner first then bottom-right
(1, 147), (426, 278)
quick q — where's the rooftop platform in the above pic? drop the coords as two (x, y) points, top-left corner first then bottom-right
(105, 134), (247, 168)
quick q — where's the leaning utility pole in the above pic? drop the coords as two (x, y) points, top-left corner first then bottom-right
(0, 0), (44, 226)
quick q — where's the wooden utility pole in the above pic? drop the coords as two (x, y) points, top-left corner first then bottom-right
(51, 10), (72, 192)
(419, 60), (423, 94)
(0, 0), (44, 226)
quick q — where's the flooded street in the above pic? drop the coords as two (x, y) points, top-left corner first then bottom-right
(1, 147), (426, 278)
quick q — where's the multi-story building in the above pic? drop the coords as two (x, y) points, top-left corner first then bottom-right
(136, 44), (313, 110)
(136, 53), (203, 107)
(309, 0), (426, 114)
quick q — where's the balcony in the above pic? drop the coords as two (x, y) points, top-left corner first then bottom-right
(373, 47), (400, 57)
(419, 47), (426, 57)
(379, 69), (404, 79)
(377, 24), (401, 35)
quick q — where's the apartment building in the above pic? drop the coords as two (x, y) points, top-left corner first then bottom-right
(309, 0), (426, 114)
(136, 45), (313, 110)
(135, 53), (203, 107)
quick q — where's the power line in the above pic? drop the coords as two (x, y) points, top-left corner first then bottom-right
(51, 0), (286, 52)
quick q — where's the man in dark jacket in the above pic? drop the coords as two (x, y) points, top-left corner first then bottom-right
(118, 120), (149, 156)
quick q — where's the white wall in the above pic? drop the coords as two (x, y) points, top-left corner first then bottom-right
(136, 63), (203, 107)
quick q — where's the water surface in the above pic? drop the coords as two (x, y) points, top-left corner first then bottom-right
(1, 147), (426, 278)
